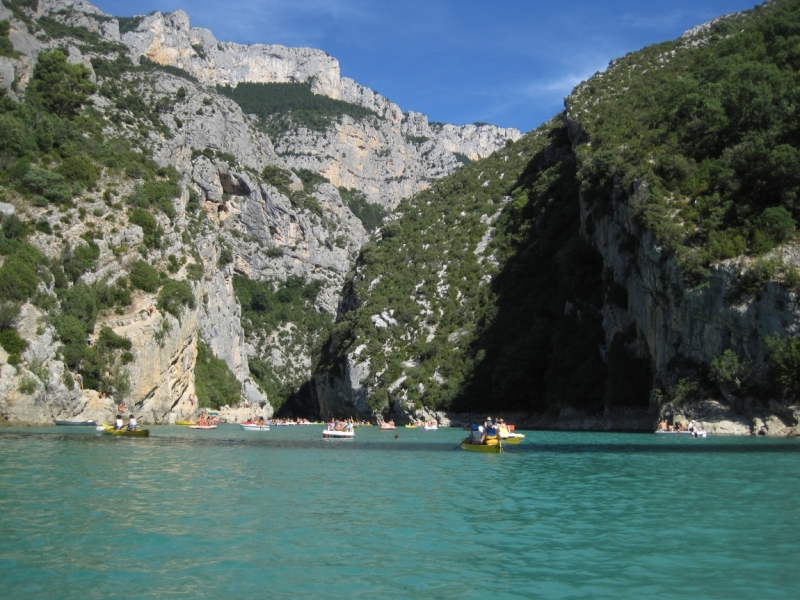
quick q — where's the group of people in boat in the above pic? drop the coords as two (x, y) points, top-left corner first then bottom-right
(113, 414), (139, 431)
(242, 416), (268, 426)
(195, 412), (219, 427)
(657, 419), (699, 433)
(466, 417), (511, 445)
(326, 419), (355, 432)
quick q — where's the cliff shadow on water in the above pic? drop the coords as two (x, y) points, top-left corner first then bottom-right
(451, 124), (652, 418)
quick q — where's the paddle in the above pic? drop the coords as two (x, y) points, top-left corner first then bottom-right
(454, 437), (467, 450)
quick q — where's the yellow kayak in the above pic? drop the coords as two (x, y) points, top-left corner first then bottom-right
(175, 421), (194, 426)
(460, 438), (503, 453)
(101, 425), (150, 437)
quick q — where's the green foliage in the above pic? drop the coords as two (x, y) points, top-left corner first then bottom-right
(217, 246), (233, 268)
(60, 242), (100, 282)
(234, 274), (332, 407)
(765, 334), (800, 399)
(565, 1), (800, 284)
(262, 165), (293, 193)
(157, 279), (196, 318)
(126, 181), (180, 221)
(130, 260), (161, 293)
(293, 168), (329, 192)
(97, 326), (132, 351)
(57, 154), (98, 188)
(0, 20), (15, 57)
(27, 50), (97, 118)
(0, 327), (27, 355)
(186, 262), (204, 281)
(323, 119), (619, 414)
(117, 16), (144, 34)
(18, 376), (37, 395)
(22, 167), (73, 204)
(53, 313), (87, 367)
(217, 81), (379, 138)
(709, 349), (752, 392)
(138, 56), (198, 83)
(338, 187), (386, 231)
(740, 258), (778, 297)
(194, 339), (242, 409)
(454, 152), (472, 165)
(0, 301), (20, 330)
(0, 238), (45, 302)
(129, 207), (162, 248)
(0, 113), (26, 155)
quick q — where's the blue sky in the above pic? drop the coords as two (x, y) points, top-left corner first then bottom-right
(91, 0), (758, 133)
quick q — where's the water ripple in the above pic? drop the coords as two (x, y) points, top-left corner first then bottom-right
(1, 427), (798, 598)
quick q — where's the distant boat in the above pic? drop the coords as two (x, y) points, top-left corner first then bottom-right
(174, 420), (194, 426)
(323, 429), (354, 438)
(54, 420), (97, 426)
(241, 423), (270, 431)
(189, 425), (217, 430)
(380, 424), (396, 430)
(656, 430), (707, 438)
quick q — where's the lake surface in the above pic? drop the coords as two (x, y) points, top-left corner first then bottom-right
(0, 425), (798, 598)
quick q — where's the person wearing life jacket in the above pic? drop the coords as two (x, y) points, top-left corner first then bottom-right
(485, 419), (499, 443)
(468, 422), (486, 445)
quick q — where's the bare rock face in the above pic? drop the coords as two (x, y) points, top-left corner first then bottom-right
(315, 352), (371, 420)
(115, 305), (200, 424)
(119, 8), (521, 209)
(563, 104), (800, 436)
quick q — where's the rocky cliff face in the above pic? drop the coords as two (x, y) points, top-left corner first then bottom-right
(120, 8), (521, 209)
(0, 0), (519, 424)
(566, 106), (800, 435)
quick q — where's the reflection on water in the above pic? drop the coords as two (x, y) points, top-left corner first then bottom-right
(1, 426), (799, 598)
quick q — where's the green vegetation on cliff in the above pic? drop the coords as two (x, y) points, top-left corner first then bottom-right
(321, 0), (800, 417)
(194, 339), (242, 409)
(322, 118), (626, 414)
(0, 29), (196, 404)
(234, 274), (332, 412)
(217, 81), (380, 139)
(567, 0), (800, 284)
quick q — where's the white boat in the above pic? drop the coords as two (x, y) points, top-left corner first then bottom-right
(189, 425), (217, 430)
(655, 429), (707, 438)
(423, 425), (438, 430)
(322, 429), (354, 438)
(241, 423), (270, 431)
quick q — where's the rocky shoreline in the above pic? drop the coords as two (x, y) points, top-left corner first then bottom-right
(399, 399), (800, 436)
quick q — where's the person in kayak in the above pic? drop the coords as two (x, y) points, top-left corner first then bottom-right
(468, 422), (486, 444)
(485, 418), (499, 442)
(114, 414), (124, 430)
(127, 414), (139, 431)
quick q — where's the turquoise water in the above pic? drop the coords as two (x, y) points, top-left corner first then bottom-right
(1, 426), (798, 599)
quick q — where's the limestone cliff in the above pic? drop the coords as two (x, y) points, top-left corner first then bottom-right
(119, 8), (521, 208)
(0, 0), (518, 423)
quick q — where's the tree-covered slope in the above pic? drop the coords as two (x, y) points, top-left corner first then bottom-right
(318, 0), (800, 425)
(318, 118), (612, 415)
(568, 0), (800, 284)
